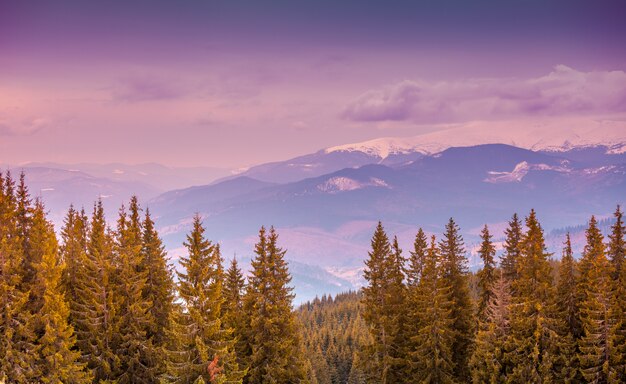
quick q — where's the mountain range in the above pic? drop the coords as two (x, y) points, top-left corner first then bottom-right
(6, 121), (626, 302)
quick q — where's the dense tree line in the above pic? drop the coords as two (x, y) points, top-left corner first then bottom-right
(298, 292), (371, 384)
(3, 172), (626, 383)
(359, 207), (626, 383)
(0, 172), (310, 383)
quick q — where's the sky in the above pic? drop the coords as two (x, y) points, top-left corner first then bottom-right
(1, 0), (625, 168)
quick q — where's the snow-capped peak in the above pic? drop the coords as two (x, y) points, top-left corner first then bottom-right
(325, 118), (626, 159)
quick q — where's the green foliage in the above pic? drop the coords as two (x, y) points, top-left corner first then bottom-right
(361, 223), (407, 383)
(469, 271), (510, 384)
(506, 210), (556, 382)
(30, 200), (91, 383)
(4, 175), (626, 384)
(168, 214), (243, 384)
(243, 226), (308, 384)
(476, 225), (496, 323)
(501, 213), (522, 284)
(577, 216), (621, 383)
(439, 218), (474, 380)
(298, 292), (371, 384)
(411, 235), (456, 383)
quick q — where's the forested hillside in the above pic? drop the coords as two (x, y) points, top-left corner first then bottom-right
(1, 171), (625, 383)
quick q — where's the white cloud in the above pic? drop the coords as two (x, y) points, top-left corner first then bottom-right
(342, 66), (626, 123)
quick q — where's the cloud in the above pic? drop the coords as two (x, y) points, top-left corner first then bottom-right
(112, 75), (185, 102)
(342, 66), (626, 123)
(0, 117), (52, 136)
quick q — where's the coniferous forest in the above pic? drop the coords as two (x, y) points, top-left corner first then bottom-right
(1, 171), (626, 384)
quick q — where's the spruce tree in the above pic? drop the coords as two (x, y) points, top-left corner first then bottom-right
(411, 235), (455, 383)
(60, 206), (89, 327)
(608, 205), (626, 280)
(469, 270), (510, 384)
(361, 223), (406, 383)
(577, 216), (621, 382)
(476, 224), (496, 323)
(113, 197), (158, 383)
(506, 209), (556, 382)
(168, 214), (243, 384)
(0, 172), (38, 381)
(29, 200), (91, 382)
(222, 257), (247, 369)
(500, 213), (522, 285)
(404, 228), (428, 377)
(73, 200), (120, 381)
(608, 205), (626, 381)
(244, 226), (308, 384)
(140, 207), (175, 378)
(439, 218), (474, 380)
(550, 233), (580, 383)
(407, 228), (428, 287)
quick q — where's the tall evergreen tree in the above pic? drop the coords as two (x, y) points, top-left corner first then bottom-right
(411, 235), (455, 383)
(15, 173), (33, 288)
(222, 257), (247, 369)
(506, 210), (556, 382)
(60, 206), (89, 325)
(29, 200), (91, 383)
(73, 200), (120, 382)
(607, 205), (626, 381)
(361, 223), (406, 383)
(500, 213), (522, 284)
(244, 226), (308, 384)
(168, 214), (243, 384)
(608, 205), (626, 280)
(476, 225), (496, 323)
(407, 228), (428, 287)
(439, 218), (474, 380)
(140, 207), (175, 378)
(113, 197), (158, 383)
(577, 216), (621, 383)
(405, 228), (428, 377)
(0, 172), (38, 382)
(550, 232), (580, 383)
(469, 271), (511, 384)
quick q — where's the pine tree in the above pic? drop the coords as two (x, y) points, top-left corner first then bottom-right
(407, 228), (428, 287)
(577, 216), (621, 382)
(411, 235), (455, 383)
(361, 223), (406, 383)
(168, 214), (243, 384)
(476, 225), (496, 323)
(140, 207), (175, 378)
(222, 257), (247, 369)
(60, 206), (89, 325)
(549, 232), (580, 383)
(405, 228), (428, 378)
(113, 197), (158, 383)
(608, 205), (626, 280)
(244, 226), (308, 384)
(15, 173), (34, 289)
(29, 200), (91, 383)
(500, 213), (522, 285)
(0, 172), (38, 381)
(607, 205), (626, 381)
(73, 200), (120, 381)
(439, 218), (474, 380)
(506, 209), (556, 382)
(469, 271), (510, 384)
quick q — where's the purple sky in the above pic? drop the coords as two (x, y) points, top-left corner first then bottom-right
(1, 0), (625, 168)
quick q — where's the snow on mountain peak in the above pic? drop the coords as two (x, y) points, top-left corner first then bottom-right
(317, 176), (389, 193)
(485, 161), (572, 183)
(325, 118), (626, 159)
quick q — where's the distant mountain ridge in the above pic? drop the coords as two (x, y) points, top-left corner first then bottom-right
(149, 142), (626, 301)
(234, 118), (626, 184)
